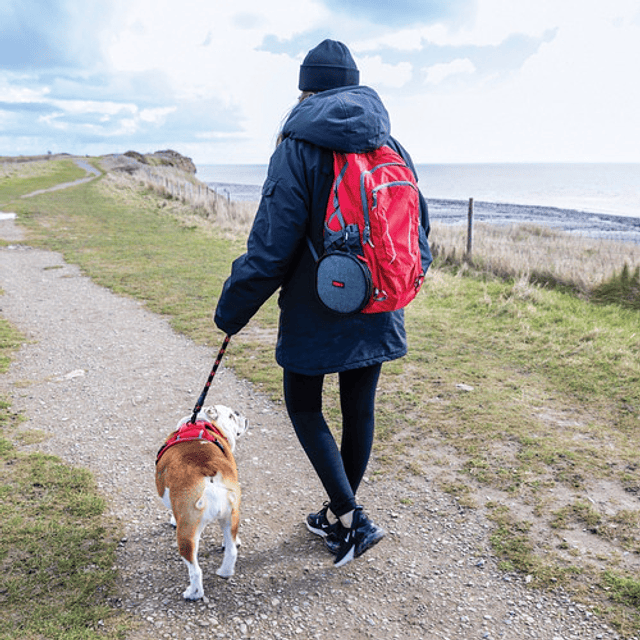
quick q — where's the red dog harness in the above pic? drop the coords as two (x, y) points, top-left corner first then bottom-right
(156, 420), (227, 465)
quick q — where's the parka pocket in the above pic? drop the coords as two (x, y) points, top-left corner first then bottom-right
(262, 177), (277, 197)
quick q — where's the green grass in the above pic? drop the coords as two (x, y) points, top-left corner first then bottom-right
(5, 158), (640, 635)
(0, 317), (127, 639)
(0, 159), (88, 205)
(593, 263), (640, 310)
(0, 314), (21, 374)
(401, 275), (640, 473)
(0, 442), (126, 640)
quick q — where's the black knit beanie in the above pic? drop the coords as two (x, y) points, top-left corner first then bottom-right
(298, 39), (360, 92)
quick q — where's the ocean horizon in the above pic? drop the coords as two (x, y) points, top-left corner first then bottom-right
(196, 162), (640, 244)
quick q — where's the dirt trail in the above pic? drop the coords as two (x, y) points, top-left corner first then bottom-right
(0, 214), (622, 638)
(19, 157), (102, 198)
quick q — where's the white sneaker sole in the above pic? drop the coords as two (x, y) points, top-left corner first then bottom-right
(333, 545), (355, 567)
(306, 520), (330, 538)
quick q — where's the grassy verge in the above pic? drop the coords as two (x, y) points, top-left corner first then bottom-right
(0, 317), (127, 639)
(5, 158), (640, 635)
(0, 315), (21, 373)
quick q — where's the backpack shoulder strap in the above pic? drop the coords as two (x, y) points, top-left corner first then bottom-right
(306, 235), (319, 261)
(326, 153), (349, 233)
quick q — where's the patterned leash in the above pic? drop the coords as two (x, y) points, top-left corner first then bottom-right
(189, 334), (231, 424)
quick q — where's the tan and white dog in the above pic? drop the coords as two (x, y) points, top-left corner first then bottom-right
(155, 405), (248, 600)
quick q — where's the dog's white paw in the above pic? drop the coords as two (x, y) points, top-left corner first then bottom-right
(183, 584), (204, 600)
(170, 514), (177, 528)
(216, 566), (234, 579)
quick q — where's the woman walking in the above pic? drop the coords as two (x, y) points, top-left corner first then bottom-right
(214, 39), (432, 566)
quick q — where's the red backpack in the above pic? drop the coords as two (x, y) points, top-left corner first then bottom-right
(307, 145), (425, 315)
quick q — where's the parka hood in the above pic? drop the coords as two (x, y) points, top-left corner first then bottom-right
(281, 85), (391, 153)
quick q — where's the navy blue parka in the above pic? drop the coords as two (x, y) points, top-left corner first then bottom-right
(214, 85), (432, 375)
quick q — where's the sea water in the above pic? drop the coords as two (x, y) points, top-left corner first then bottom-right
(197, 163), (640, 243)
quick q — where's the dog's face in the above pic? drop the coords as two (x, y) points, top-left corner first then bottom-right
(178, 404), (248, 452)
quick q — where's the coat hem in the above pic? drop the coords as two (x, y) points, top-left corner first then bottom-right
(275, 348), (407, 376)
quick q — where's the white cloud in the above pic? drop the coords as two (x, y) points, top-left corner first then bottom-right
(0, 82), (50, 103)
(423, 58), (475, 85)
(351, 28), (426, 52)
(357, 56), (413, 88)
(37, 113), (66, 130)
(139, 107), (178, 124)
(48, 99), (136, 117)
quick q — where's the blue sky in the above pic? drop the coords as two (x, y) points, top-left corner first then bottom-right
(1, 0), (639, 165)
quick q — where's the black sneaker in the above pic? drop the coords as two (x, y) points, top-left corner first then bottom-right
(324, 525), (345, 555)
(306, 503), (340, 539)
(334, 507), (385, 567)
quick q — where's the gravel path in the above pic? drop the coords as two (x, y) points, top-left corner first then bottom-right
(0, 217), (623, 640)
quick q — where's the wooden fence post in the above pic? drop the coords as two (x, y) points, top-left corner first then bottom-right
(466, 197), (474, 259)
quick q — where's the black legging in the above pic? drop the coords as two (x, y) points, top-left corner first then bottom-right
(283, 363), (382, 518)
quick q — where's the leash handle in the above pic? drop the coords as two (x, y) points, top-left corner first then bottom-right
(190, 334), (231, 424)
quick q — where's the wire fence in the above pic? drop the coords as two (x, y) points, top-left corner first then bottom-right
(107, 160), (256, 231)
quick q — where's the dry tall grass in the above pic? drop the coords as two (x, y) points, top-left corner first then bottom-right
(430, 220), (640, 294)
(100, 158), (256, 233)
(2, 159), (61, 180)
